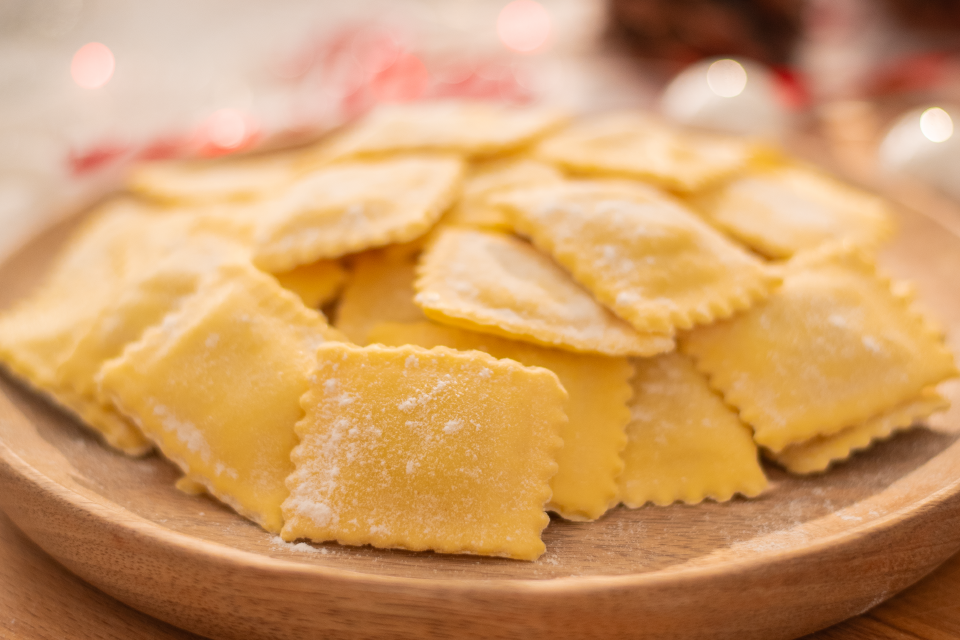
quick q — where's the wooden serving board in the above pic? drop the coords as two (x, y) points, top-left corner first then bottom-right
(0, 200), (959, 640)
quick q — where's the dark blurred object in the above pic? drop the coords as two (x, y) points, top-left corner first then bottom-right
(608, 0), (803, 66)
(883, 0), (960, 32)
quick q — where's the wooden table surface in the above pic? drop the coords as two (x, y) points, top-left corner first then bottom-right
(0, 507), (956, 640)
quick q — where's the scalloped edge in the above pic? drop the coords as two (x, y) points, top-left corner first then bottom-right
(252, 157), (465, 273)
(769, 388), (950, 475)
(283, 341), (565, 560)
(682, 243), (959, 453)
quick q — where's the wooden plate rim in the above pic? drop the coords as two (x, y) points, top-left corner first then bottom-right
(3, 409), (960, 594)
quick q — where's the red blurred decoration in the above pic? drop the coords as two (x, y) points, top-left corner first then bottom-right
(864, 51), (950, 97)
(67, 23), (532, 177)
(68, 143), (129, 176)
(771, 65), (810, 109)
(369, 52), (431, 102)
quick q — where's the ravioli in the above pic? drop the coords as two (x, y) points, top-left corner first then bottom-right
(415, 228), (674, 357)
(334, 250), (425, 344)
(444, 158), (564, 231)
(618, 352), (767, 507)
(281, 342), (566, 560)
(252, 156), (464, 273)
(98, 263), (342, 532)
(270, 259), (348, 309)
(309, 101), (568, 162)
(496, 180), (780, 335)
(681, 249), (958, 452)
(770, 389), (949, 474)
(369, 320), (632, 521)
(54, 235), (249, 448)
(692, 165), (895, 259)
(535, 112), (756, 192)
(128, 150), (303, 204)
(0, 200), (198, 454)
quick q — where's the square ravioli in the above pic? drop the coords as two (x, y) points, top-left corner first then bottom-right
(55, 235), (248, 453)
(691, 165), (895, 259)
(495, 180), (780, 335)
(252, 155), (463, 273)
(128, 149), (303, 205)
(0, 200), (201, 454)
(444, 158), (565, 231)
(309, 101), (568, 161)
(534, 112), (756, 192)
(98, 263), (342, 532)
(368, 320), (632, 521)
(415, 227), (674, 357)
(281, 342), (566, 560)
(334, 249), (426, 344)
(270, 259), (348, 309)
(618, 353), (767, 507)
(681, 249), (958, 452)
(769, 389), (949, 474)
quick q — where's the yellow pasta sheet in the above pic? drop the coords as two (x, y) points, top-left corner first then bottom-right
(535, 112), (756, 192)
(270, 259), (348, 309)
(496, 180), (780, 335)
(98, 263), (342, 532)
(334, 249), (425, 344)
(444, 158), (564, 231)
(691, 165), (895, 259)
(369, 320), (632, 521)
(309, 101), (568, 162)
(56, 235), (248, 453)
(415, 227), (674, 357)
(618, 352), (767, 507)
(281, 342), (566, 560)
(128, 149), (304, 205)
(0, 200), (205, 454)
(770, 389), (949, 474)
(252, 156), (464, 273)
(682, 249), (958, 452)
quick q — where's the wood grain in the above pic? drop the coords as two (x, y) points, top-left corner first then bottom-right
(0, 197), (959, 640)
(0, 512), (199, 640)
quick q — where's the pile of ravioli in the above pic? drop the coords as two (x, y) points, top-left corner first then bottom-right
(1, 102), (956, 561)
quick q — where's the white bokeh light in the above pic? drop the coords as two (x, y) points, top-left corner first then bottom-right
(920, 107), (953, 143)
(207, 109), (247, 149)
(706, 59), (747, 98)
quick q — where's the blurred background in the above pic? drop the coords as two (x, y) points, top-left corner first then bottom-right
(3, 0), (960, 257)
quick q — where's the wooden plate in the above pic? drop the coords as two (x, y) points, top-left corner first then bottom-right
(0, 200), (959, 640)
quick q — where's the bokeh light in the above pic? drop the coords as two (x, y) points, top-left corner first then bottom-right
(920, 107), (953, 143)
(71, 42), (115, 89)
(706, 59), (747, 98)
(498, 0), (551, 53)
(206, 109), (249, 150)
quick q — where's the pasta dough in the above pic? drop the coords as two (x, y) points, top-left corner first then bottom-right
(281, 342), (566, 560)
(769, 389), (949, 474)
(253, 156), (464, 272)
(682, 249), (958, 452)
(128, 150), (304, 204)
(334, 249), (425, 344)
(691, 165), (895, 259)
(535, 112), (756, 192)
(309, 101), (568, 162)
(415, 227), (674, 356)
(444, 158), (564, 231)
(98, 262), (342, 532)
(270, 259), (348, 309)
(496, 180), (780, 334)
(369, 320), (632, 521)
(618, 352), (767, 507)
